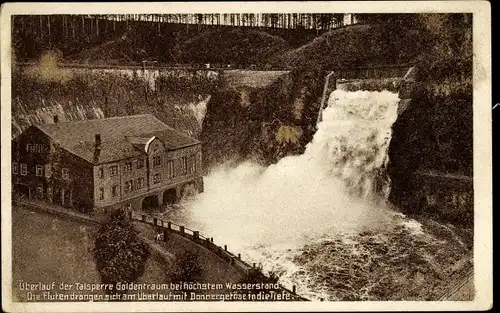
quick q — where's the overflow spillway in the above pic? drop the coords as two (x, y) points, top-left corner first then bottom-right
(161, 64), (469, 301)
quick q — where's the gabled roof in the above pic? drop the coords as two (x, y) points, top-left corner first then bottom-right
(36, 114), (200, 164)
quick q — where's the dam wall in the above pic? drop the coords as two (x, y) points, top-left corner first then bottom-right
(12, 63), (219, 139)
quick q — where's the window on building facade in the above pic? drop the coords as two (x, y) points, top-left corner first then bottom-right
(36, 165), (44, 177)
(153, 156), (162, 167)
(137, 159), (144, 169)
(37, 185), (43, 198)
(45, 164), (52, 178)
(111, 185), (119, 197)
(62, 168), (70, 180)
(181, 156), (188, 175)
(109, 165), (118, 176)
(124, 162), (132, 173)
(137, 177), (145, 189)
(189, 154), (196, 174)
(99, 188), (105, 200)
(99, 167), (104, 179)
(47, 187), (53, 198)
(13, 162), (18, 175)
(124, 180), (133, 193)
(20, 164), (27, 176)
(153, 173), (161, 184)
(167, 160), (175, 179)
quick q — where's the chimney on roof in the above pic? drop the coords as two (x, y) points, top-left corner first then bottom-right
(53, 115), (59, 123)
(95, 134), (102, 150)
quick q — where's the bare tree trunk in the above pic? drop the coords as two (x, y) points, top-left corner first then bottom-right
(20, 16), (24, 33)
(62, 15), (65, 39)
(39, 16), (42, 40)
(47, 15), (51, 45)
(72, 16), (75, 39)
(81, 15), (85, 37)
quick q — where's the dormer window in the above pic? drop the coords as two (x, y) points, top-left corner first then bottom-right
(26, 144), (43, 153)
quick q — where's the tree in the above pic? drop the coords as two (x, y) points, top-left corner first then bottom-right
(318, 14), (334, 30)
(170, 250), (203, 283)
(93, 209), (151, 295)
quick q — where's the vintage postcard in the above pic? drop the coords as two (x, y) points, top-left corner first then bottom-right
(0, 1), (492, 312)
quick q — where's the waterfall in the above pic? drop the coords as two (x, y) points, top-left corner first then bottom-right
(175, 89), (401, 243)
(170, 88), (467, 300)
(306, 89), (400, 199)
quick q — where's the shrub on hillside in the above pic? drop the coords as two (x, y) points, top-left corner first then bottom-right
(169, 250), (203, 283)
(93, 209), (150, 295)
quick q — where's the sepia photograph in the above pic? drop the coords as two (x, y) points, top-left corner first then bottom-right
(0, 1), (492, 312)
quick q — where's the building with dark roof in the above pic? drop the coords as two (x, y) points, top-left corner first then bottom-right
(12, 114), (203, 212)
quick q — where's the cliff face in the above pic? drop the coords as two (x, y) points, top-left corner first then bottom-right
(388, 58), (473, 225)
(201, 68), (326, 168)
(384, 14), (473, 225)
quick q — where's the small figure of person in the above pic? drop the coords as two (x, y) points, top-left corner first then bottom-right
(154, 226), (162, 241)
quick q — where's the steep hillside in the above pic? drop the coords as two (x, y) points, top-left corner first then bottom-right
(69, 27), (175, 63)
(13, 15), (318, 65)
(173, 27), (290, 67)
(270, 23), (426, 69)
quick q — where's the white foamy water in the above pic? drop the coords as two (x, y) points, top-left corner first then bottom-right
(173, 90), (411, 299)
(188, 95), (211, 126)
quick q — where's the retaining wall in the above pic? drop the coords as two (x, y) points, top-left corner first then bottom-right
(131, 211), (308, 300)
